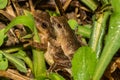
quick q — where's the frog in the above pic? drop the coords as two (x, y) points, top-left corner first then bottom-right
(33, 10), (56, 49)
(50, 16), (80, 60)
(33, 11), (72, 73)
(32, 10), (69, 67)
(32, 10), (57, 64)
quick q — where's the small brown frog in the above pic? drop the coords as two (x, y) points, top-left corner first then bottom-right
(33, 11), (71, 71)
(33, 10), (56, 49)
(33, 11), (68, 66)
(50, 16), (80, 60)
(32, 10), (57, 65)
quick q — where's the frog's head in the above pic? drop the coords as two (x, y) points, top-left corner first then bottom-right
(34, 11), (55, 37)
(50, 16), (68, 37)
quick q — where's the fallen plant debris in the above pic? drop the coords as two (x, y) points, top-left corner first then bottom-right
(0, 0), (120, 80)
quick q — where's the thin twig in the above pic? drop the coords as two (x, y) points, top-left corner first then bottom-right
(29, 0), (35, 13)
(54, 0), (65, 16)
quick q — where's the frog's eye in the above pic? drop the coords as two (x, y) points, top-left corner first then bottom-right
(57, 24), (62, 28)
(41, 22), (47, 29)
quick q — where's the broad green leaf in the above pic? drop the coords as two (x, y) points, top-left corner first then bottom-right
(72, 46), (97, 80)
(49, 73), (65, 80)
(0, 28), (5, 46)
(1, 50), (27, 73)
(0, 0), (8, 9)
(0, 53), (8, 70)
(111, 0), (120, 13)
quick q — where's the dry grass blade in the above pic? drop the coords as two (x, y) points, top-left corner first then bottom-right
(54, 0), (65, 16)
(63, 0), (72, 11)
(0, 69), (31, 80)
(104, 57), (120, 80)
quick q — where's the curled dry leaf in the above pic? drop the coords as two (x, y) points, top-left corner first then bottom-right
(104, 57), (120, 80)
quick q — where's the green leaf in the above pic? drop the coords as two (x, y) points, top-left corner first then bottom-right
(0, 29), (5, 46)
(68, 19), (91, 38)
(34, 76), (47, 80)
(0, 0), (8, 9)
(1, 50), (27, 73)
(0, 53), (8, 70)
(12, 50), (27, 60)
(24, 10), (46, 78)
(21, 34), (33, 39)
(23, 11), (46, 78)
(68, 19), (78, 30)
(49, 73), (65, 80)
(72, 46), (97, 80)
(4, 15), (35, 34)
(111, 0), (120, 13)
(32, 49), (46, 78)
(12, 50), (33, 71)
(0, 11), (36, 46)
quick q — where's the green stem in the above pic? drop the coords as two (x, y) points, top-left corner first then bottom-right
(68, 19), (92, 38)
(93, 26), (120, 80)
(32, 49), (46, 78)
(89, 11), (111, 58)
(32, 25), (46, 78)
(80, 0), (98, 11)
(77, 25), (91, 38)
(93, 0), (120, 79)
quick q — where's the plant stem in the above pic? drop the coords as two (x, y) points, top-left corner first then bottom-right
(32, 24), (46, 78)
(77, 25), (91, 38)
(89, 11), (111, 58)
(80, 0), (98, 11)
(68, 19), (92, 38)
(93, 0), (120, 79)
